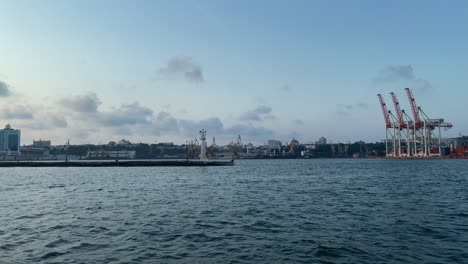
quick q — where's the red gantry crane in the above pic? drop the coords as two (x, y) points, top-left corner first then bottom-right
(377, 94), (395, 157)
(405, 87), (453, 156)
(390, 92), (406, 129)
(378, 88), (453, 158)
(390, 92), (416, 157)
(378, 94), (392, 129)
(405, 88), (422, 129)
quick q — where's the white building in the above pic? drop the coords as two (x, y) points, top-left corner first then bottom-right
(0, 124), (21, 155)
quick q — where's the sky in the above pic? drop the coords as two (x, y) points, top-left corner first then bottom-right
(0, 0), (467, 145)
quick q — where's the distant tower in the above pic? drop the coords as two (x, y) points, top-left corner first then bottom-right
(199, 129), (207, 160)
(0, 124), (21, 156)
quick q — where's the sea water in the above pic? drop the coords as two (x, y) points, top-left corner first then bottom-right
(1, 159), (467, 263)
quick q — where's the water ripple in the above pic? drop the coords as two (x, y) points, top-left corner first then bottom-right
(0, 159), (467, 263)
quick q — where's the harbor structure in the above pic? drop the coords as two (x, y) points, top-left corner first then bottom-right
(199, 129), (207, 160)
(0, 159), (234, 167)
(447, 136), (468, 158)
(378, 88), (452, 158)
(86, 150), (136, 159)
(0, 124), (21, 156)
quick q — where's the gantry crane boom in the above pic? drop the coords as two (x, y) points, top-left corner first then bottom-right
(377, 94), (392, 128)
(390, 92), (406, 129)
(405, 88), (422, 128)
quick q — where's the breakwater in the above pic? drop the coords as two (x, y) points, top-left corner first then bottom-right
(0, 159), (234, 167)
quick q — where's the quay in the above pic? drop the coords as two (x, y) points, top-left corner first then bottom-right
(0, 159), (234, 167)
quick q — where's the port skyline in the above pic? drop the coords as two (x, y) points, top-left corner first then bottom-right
(1, 1), (467, 147)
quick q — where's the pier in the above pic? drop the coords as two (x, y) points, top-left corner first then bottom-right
(0, 159), (234, 167)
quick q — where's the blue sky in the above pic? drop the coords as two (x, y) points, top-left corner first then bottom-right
(0, 0), (467, 145)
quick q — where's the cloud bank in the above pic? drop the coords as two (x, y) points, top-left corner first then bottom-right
(240, 105), (275, 122)
(60, 93), (101, 113)
(373, 65), (432, 91)
(336, 102), (369, 117)
(2, 105), (34, 119)
(2, 93), (274, 144)
(0, 80), (12, 97)
(98, 102), (153, 126)
(157, 56), (204, 83)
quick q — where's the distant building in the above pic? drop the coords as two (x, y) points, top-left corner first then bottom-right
(20, 146), (50, 159)
(266, 140), (282, 150)
(448, 136), (468, 157)
(316, 137), (327, 145)
(118, 139), (133, 146)
(0, 124), (21, 155)
(157, 142), (174, 147)
(86, 150), (136, 159)
(289, 138), (300, 156)
(304, 144), (316, 150)
(33, 139), (51, 148)
(448, 136), (468, 148)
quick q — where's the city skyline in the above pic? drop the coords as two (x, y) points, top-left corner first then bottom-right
(1, 0), (467, 145)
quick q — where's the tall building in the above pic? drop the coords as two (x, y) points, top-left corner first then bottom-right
(316, 137), (327, 145)
(0, 124), (21, 155)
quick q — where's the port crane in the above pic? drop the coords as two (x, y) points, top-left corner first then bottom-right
(378, 88), (453, 158)
(377, 94), (395, 157)
(390, 92), (417, 157)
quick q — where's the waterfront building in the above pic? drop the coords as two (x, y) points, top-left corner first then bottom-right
(0, 124), (21, 155)
(33, 139), (51, 148)
(266, 140), (282, 150)
(316, 137), (327, 145)
(157, 142), (174, 147)
(86, 150), (136, 159)
(447, 136), (468, 157)
(20, 146), (50, 159)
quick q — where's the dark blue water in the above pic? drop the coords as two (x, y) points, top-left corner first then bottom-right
(1, 159), (467, 263)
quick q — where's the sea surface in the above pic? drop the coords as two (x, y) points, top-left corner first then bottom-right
(1, 159), (467, 263)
